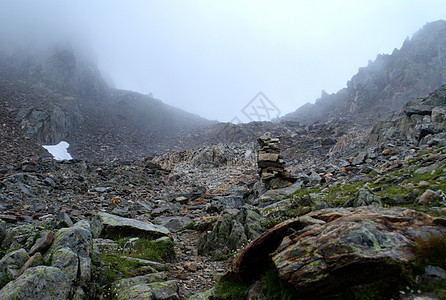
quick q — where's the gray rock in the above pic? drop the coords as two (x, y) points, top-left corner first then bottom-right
(113, 279), (179, 300)
(91, 212), (170, 239)
(308, 172), (322, 186)
(51, 247), (78, 283)
(0, 266), (70, 300)
(17, 252), (44, 277)
(152, 216), (192, 232)
(52, 211), (73, 229)
(48, 220), (92, 258)
(1, 224), (38, 253)
(198, 208), (265, 257)
(0, 248), (29, 279)
(206, 195), (245, 213)
(352, 188), (382, 207)
(418, 189), (442, 205)
(425, 265), (446, 279)
(46, 220), (92, 286)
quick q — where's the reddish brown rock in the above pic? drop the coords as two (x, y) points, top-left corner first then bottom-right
(29, 231), (54, 256)
(271, 207), (446, 298)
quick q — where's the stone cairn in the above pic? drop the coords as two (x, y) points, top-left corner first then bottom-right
(257, 132), (295, 189)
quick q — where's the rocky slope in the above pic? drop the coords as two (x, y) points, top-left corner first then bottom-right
(0, 83), (445, 299)
(282, 20), (446, 127)
(0, 44), (214, 164)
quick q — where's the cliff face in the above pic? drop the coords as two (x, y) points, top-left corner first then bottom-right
(282, 20), (446, 126)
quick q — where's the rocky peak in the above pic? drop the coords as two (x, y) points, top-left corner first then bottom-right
(282, 20), (446, 127)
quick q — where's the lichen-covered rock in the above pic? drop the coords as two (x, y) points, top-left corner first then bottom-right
(1, 224), (38, 253)
(0, 266), (70, 299)
(198, 208), (265, 258)
(91, 212), (170, 239)
(51, 247), (78, 283)
(113, 276), (179, 300)
(48, 220), (92, 258)
(352, 188), (382, 207)
(46, 220), (92, 286)
(270, 207), (446, 298)
(0, 248), (29, 279)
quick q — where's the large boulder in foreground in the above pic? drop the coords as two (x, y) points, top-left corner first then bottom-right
(228, 207), (446, 298)
(91, 212), (170, 239)
(272, 207), (446, 298)
(0, 266), (70, 299)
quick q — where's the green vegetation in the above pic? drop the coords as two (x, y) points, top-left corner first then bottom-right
(0, 275), (12, 290)
(88, 236), (175, 299)
(262, 269), (297, 300)
(413, 233), (446, 271)
(214, 277), (251, 300)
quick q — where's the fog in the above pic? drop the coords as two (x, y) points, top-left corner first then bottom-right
(1, 0), (446, 122)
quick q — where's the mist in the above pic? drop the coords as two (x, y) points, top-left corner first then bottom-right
(1, 0), (446, 122)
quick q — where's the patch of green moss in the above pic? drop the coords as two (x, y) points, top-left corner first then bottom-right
(262, 269), (297, 300)
(214, 277), (250, 300)
(413, 233), (446, 271)
(0, 275), (12, 290)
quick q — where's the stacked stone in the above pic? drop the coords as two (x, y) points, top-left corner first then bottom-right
(257, 132), (295, 189)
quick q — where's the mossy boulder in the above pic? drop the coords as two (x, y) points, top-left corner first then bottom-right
(198, 208), (265, 258)
(113, 278), (179, 300)
(0, 266), (70, 299)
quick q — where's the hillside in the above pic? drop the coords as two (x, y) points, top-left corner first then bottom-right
(0, 45), (214, 165)
(282, 20), (446, 126)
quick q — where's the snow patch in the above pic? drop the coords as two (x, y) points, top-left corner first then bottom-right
(42, 141), (73, 161)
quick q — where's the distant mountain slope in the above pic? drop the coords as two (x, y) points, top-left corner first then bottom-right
(282, 20), (446, 126)
(0, 44), (214, 162)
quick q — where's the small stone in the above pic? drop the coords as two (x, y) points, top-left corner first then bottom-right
(184, 262), (201, 272)
(418, 181), (430, 187)
(382, 149), (391, 155)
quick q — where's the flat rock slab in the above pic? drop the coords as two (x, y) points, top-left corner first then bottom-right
(91, 212), (170, 239)
(113, 278), (179, 300)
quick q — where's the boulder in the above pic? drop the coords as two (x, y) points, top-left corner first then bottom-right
(418, 189), (442, 205)
(46, 220), (92, 285)
(113, 277), (179, 300)
(352, 188), (382, 207)
(198, 208), (265, 258)
(0, 248), (29, 279)
(0, 266), (70, 299)
(51, 247), (79, 283)
(91, 212), (170, 239)
(270, 207), (446, 298)
(1, 224), (38, 253)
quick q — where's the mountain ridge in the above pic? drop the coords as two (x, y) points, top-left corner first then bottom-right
(282, 20), (446, 126)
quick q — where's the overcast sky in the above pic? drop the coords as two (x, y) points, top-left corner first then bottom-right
(1, 1), (446, 122)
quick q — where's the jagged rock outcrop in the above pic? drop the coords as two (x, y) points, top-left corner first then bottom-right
(197, 208), (265, 258)
(283, 20), (446, 126)
(369, 83), (446, 147)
